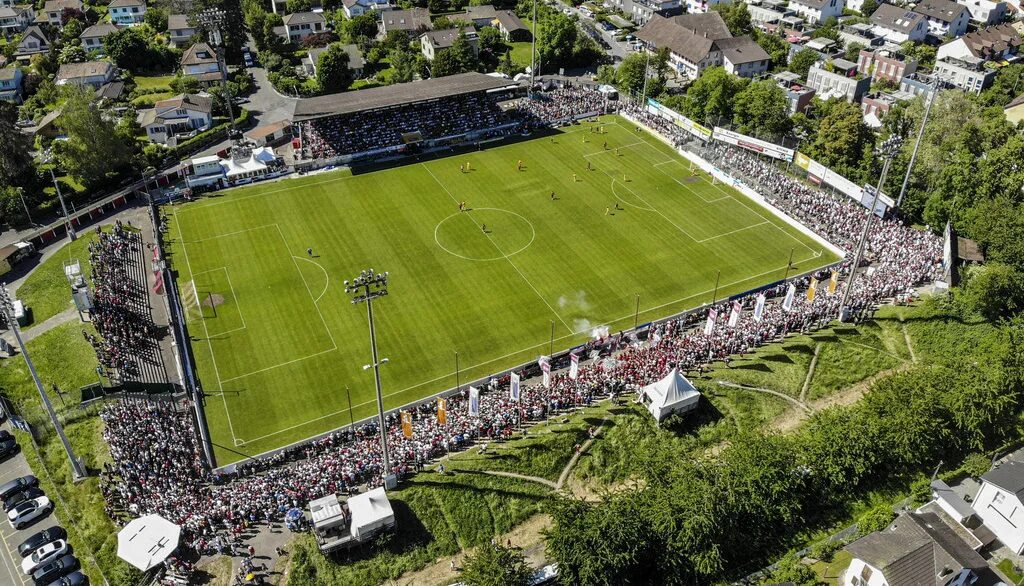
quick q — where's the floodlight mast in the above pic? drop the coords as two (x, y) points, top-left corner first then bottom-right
(0, 284), (86, 481)
(345, 269), (393, 481)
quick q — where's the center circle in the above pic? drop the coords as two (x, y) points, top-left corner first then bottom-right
(434, 208), (536, 262)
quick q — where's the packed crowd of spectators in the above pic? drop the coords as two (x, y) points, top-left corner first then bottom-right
(98, 104), (944, 560)
(621, 103), (689, 148)
(517, 87), (611, 127)
(85, 222), (156, 380)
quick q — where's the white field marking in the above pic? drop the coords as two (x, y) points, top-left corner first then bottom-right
(595, 164), (700, 242)
(173, 214), (239, 444)
(610, 178), (655, 212)
(219, 347), (339, 384)
(421, 163), (574, 334)
(433, 208), (537, 262)
(697, 220), (770, 243)
(653, 160), (676, 167)
(237, 250), (828, 445)
(185, 223), (280, 244)
(276, 224), (337, 350)
(293, 255), (331, 303)
(178, 117), (620, 214)
(615, 119), (820, 257)
(649, 158), (730, 203)
(192, 266), (249, 338)
(582, 141), (647, 157)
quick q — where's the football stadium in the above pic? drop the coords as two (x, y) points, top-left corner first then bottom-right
(168, 100), (837, 463)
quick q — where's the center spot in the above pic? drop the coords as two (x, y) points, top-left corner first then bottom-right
(434, 208), (536, 262)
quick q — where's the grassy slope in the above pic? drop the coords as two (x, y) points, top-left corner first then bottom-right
(16, 231), (98, 328)
(167, 116), (836, 463)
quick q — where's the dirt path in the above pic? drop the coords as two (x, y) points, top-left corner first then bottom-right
(799, 343), (822, 404)
(384, 514), (552, 586)
(556, 416), (608, 490)
(480, 470), (557, 489)
(902, 323), (917, 363)
(717, 380), (810, 412)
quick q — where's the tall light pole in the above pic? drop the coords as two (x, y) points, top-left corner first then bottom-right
(838, 135), (904, 321)
(345, 269), (394, 486)
(896, 78), (941, 209)
(195, 8), (236, 139)
(529, 0), (538, 94)
(0, 285), (86, 481)
(41, 150), (76, 241)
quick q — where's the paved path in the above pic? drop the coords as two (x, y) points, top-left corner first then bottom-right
(0, 308), (80, 349)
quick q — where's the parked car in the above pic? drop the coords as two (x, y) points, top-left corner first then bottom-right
(31, 554), (78, 585)
(22, 540), (70, 575)
(19, 527), (67, 558)
(0, 429), (12, 441)
(0, 475), (38, 501)
(45, 570), (87, 586)
(9, 496), (51, 529)
(0, 437), (18, 459)
(5, 487), (44, 511)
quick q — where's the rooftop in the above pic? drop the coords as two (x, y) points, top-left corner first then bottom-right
(181, 42), (216, 66)
(871, 4), (927, 33)
(635, 12), (732, 64)
(56, 60), (114, 80)
(381, 8), (431, 31)
(422, 26), (476, 50)
(80, 23), (118, 38)
(167, 13), (190, 29)
(283, 11), (325, 26)
(914, 0), (969, 23)
(949, 22), (1021, 59)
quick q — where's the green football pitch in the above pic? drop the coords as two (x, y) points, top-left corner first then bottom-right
(166, 115), (839, 464)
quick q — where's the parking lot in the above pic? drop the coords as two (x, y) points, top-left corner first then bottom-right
(0, 423), (60, 586)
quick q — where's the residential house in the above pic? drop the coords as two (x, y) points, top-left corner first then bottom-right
(167, 14), (196, 48)
(281, 12), (326, 43)
(934, 55), (998, 91)
(787, 0), (845, 25)
(806, 61), (870, 101)
(901, 72), (940, 97)
(55, 60), (116, 88)
(607, 0), (680, 26)
(858, 47), (918, 82)
(243, 119), (292, 146)
(307, 43), (364, 77)
(379, 8), (431, 36)
(0, 66), (23, 103)
(107, 0), (145, 25)
(845, 0), (880, 13)
(137, 93), (213, 144)
(841, 512), (998, 586)
(914, 0), (971, 38)
(95, 79), (124, 103)
(773, 71), (816, 113)
(462, 4), (497, 27)
(180, 42), (221, 86)
(0, 5), (33, 35)
(37, 0), (82, 27)
(13, 26), (49, 61)
(862, 91), (915, 125)
(341, 0), (390, 18)
(495, 10), (530, 42)
(420, 27), (478, 60)
(937, 22), (1021, 61)
(0, 0), (14, 6)
(790, 37), (841, 62)
(839, 22), (885, 48)
(747, 1), (794, 26)
(870, 4), (928, 42)
(957, 0), (1008, 25)
(972, 460), (1024, 554)
(636, 12), (765, 79)
(718, 35), (770, 77)
(685, 0), (731, 14)
(79, 23), (118, 51)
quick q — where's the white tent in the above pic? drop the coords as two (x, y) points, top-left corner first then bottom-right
(640, 368), (700, 423)
(348, 487), (395, 540)
(117, 514), (181, 571)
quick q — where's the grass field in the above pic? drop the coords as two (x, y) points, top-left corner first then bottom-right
(166, 116), (838, 464)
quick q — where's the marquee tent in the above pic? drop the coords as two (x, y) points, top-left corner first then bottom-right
(348, 487), (396, 540)
(117, 514), (180, 571)
(640, 368), (700, 423)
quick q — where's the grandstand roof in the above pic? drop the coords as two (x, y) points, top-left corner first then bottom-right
(291, 72), (519, 121)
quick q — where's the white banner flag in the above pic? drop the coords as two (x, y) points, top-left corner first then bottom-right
(510, 372), (520, 401)
(753, 293), (766, 322)
(468, 386), (480, 417)
(569, 353), (579, 380)
(728, 300), (742, 327)
(704, 309), (717, 335)
(782, 283), (796, 312)
(538, 355), (551, 389)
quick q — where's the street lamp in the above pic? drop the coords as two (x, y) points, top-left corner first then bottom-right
(838, 134), (904, 322)
(345, 268), (395, 488)
(0, 284), (86, 482)
(194, 8), (237, 140)
(41, 149), (76, 241)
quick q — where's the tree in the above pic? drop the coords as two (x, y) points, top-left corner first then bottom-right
(788, 48), (820, 78)
(60, 6), (87, 25)
(58, 43), (87, 64)
(616, 52), (659, 98)
(857, 504), (895, 534)
(316, 43), (354, 93)
(144, 7), (169, 32)
(959, 263), (1024, 322)
(286, 0), (312, 11)
(105, 27), (150, 71)
(766, 554), (817, 586)
(859, 0), (879, 15)
(900, 40), (936, 69)
(754, 30), (789, 70)
(477, 26), (506, 71)
(60, 18), (84, 44)
(342, 13), (379, 44)
(844, 41), (865, 62)
(459, 545), (533, 586)
(449, 32), (480, 72)
(431, 48), (462, 77)
(53, 85), (134, 188)
(732, 79), (791, 138)
(711, 1), (752, 36)
(389, 47), (418, 83)
(190, 0), (247, 61)
(806, 99), (873, 180)
(169, 73), (202, 94)
(681, 66), (748, 125)
(0, 101), (33, 187)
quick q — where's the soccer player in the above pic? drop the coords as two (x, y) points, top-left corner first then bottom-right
(603, 141), (608, 150)
(459, 164), (464, 173)
(572, 173), (577, 182)
(517, 159), (523, 171)
(481, 223), (487, 232)
(550, 191), (556, 201)
(587, 161), (592, 171)
(307, 247), (313, 257)
(605, 207), (610, 216)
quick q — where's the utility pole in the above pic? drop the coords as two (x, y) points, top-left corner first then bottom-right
(42, 150), (75, 241)
(896, 79), (940, 209)
(195, 8), (237, 140)
(0, 285), (86, 482)
(16, 188), (33, 227)
(640, 49), (652, 104)
(345, 269), (395, 488)
(529, 0), (538, 95)
(838, 135), (904, 321)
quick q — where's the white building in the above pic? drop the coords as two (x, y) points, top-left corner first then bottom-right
(420, 27), (478, 61)
(788, 0), (845, 24)
(937, 22), (1021, 62)
(341, 0), (390, 18)
(55, 60), (116, 88)
(137, 93), (213, 145)
(281, 11), (326, 43)
(180, 42), (221, 86)
(956, 0), (1007, 25)
(186, 155), (225, 188)
(869, 3), (928, 42)
(974, 460), (1024, 554)
(636, 12), (766, 80)
(914, 0), (971, 38)
(934, 55), (997, 92)
(167, 14), (196, 48)
(38, 0), (81, 27)
(107, 0), (145, 25)
(79, 23), (118, 51)
(0, 5), (33, 35)
(806, 62), (870, 102)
